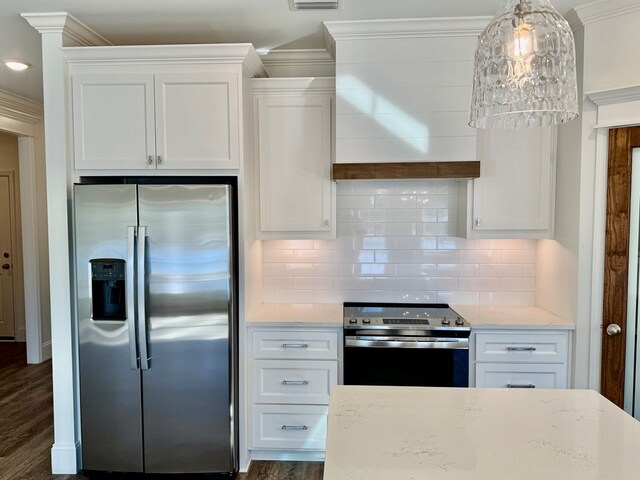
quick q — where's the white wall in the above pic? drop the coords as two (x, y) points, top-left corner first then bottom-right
(263, 180), (537, 305)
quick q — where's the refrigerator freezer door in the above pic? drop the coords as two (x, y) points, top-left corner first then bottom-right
(138, 184), (233, 473)
(74, 185), (144, 472)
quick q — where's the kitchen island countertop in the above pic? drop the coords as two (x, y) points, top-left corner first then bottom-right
(323, 386), (640, 480)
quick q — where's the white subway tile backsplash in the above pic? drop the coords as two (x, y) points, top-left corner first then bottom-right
(502, 249), (536, 264)
(293, 249), (334, 263)
(373, 277), (415, 291)
(479, 264), (524, 278)
(414, 277), (458, 291)
(263, 249), (294, 263)
(339, 195), (375, 209)
(263, 277), (295, 290)
(395, 180), (440, 195)
(396, 236), (437, 250)
(375, 194), (417, 209)
(395, 209), (438, 223)
(395, 291), (439, 303)
(375, 222), (416, 236)
(294, 277), (334, 290)
(261, 180), (536, 305)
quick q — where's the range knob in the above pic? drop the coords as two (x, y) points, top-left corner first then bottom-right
(348, 317), (357, 324)
(363, 318), (371, 324)
(455, 317), (465, 326)
(441, 317), (450, 325)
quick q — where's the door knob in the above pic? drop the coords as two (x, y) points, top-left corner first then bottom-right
(606, 324), (622, 336)
(2, 252), (8, 258)
(1, 263), (9, 270)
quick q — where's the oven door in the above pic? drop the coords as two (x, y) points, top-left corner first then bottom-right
(344, 335), (469, 387)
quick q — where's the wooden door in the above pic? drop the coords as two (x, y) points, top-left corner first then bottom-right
(602, 126), (640, 406)
(0, 174), (15, 338)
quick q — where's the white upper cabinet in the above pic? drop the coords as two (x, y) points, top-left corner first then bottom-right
(66, 44), (266, 172)
(253, 78), (335, 239)
(72, 74), (156, 170)
(458, 126), (557, 239)
(154, 73), (239, 170)
(73, 72), (239, 170)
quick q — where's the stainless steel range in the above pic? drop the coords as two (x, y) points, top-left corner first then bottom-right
(343, 303), (471, 387)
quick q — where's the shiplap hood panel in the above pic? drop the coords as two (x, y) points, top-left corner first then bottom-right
(324, 17), (489, 179)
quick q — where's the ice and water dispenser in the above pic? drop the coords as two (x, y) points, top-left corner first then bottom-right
(90, 259), (126, 320)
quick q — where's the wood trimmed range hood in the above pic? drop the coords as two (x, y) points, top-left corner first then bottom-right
(332, 161), (480, 180)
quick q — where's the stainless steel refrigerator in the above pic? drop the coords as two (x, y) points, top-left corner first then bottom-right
(73, 182), (237, 474)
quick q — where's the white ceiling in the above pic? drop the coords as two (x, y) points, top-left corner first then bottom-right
(2, 0), (590, 103)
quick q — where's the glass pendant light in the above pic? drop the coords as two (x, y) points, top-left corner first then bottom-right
(469, 0), (579, 129)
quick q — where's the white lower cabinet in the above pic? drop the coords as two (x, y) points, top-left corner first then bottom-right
(249, 326), (341, 460)
(473, 329), (571, 389)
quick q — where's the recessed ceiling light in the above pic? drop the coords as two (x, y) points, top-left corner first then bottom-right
(3, 59), (31, 72)
(289, 0), (341, 10)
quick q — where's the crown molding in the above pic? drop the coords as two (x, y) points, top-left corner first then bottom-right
(21, 12), (111, 46)
(63, 43), (267, 77)
(260, 49), (334, 68)
(0, 88), (43, 124)
(571, 0), (640, 27)
(323, 16), (491, 42)
(586, 85), (640, 106)
(251, 77), (335, 95)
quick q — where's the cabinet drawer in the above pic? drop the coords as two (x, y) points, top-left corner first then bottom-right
(475, 332), (568, 363)
(252, 330), (339, 360)
(476, 363), (567, 389)
(253, 360), (337, 405)
(252, 404), (328, 450)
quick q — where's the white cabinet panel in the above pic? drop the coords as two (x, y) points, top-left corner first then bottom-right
(251, 405), (328, 450)
(459, 127), (556, 239)
(475, 363), (567, 389)
(475, 332), (568, 364)
(252, 329), (339, 360)
(472, 329), (571, 390)
(155, 73), (239, 169)
(252, 360), (337, 405)
(72, 74), (155, 170)
(254, 81), (335, 238)
(249, 326), (340, 456)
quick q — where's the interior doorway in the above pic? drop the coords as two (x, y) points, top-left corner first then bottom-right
(0, 173), (19, 338)
(601, 126), (640, 412)
(0, 132), (24, 342)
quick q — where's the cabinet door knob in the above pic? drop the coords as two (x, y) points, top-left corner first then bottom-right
(147, 155), (154, 165)
(324, 219), (329, 229)
(157, 155), (163, 165)
(475, 218), (481, 227)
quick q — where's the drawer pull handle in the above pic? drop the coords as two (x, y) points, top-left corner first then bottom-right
(282, 380), (309, 386)
(281, 343), (308, 349)
(506, 346), (537, 352)
(281, 425), (309, 431)
(507, 384), (536, 388)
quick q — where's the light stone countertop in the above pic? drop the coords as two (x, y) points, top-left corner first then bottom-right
(246, 303), (342, 326)
(452, 304), (575, 330)
(323, 386), (640, 480)
(246, 303), (574, 329)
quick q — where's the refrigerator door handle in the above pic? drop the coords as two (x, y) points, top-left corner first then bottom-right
(137, 225), (150, 370)
(127, 226), (139, 370)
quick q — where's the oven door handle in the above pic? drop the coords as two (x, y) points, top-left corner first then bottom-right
(345, 337), (469, 349)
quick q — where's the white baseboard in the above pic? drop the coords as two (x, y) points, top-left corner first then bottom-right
(249, 449), (325, 462)
(42, 340), (52, 360)
(51, 441), (80, 474)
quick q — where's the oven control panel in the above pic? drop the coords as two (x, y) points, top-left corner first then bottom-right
(344, 316), (468, 329)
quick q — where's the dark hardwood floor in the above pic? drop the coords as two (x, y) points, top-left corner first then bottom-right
(0, 342), (323, 480)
